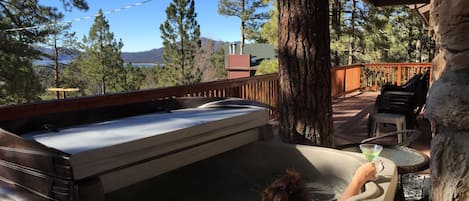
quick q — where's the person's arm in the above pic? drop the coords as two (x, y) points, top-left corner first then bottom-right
(339, 163), (376, 201)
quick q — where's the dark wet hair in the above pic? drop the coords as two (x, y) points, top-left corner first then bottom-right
(262, 169), (311, 201)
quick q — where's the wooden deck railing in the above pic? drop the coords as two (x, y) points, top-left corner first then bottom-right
(331, 64), (362, 97)
(0, 63), (431, 122)
(331, 63), (432, 96)
(0, 73), (279, 121)
(361, 63), (432, 89)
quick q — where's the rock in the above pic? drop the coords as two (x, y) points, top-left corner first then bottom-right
(431, 50), (446, 81)
(445, 50), (469, 70)
(426, 70), (469, 131)
(439, 19), (469, 52)
(438, 0), (469, 17)
(430, 131), (469, 201)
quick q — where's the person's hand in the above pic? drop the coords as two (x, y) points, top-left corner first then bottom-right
(339, 163), (378, 201)
(353, 162), (377, 185)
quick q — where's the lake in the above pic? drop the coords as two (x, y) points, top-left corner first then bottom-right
(33, 60), (162, 68)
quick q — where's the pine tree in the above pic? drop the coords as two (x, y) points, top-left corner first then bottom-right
(259, 0), (278, 45)
(76, 9), (124, 95)
(213, 45), (227, 79)
(61, 55), (88, 97)
(218, 0), (269, 54)
(278, 0), (333, 146)
(0, 0), (88, 105)
(42, 14), (79, 99)
(140, 66), (160, 89)
(160, 0), (202, 86)
(121, 63), (145, 92)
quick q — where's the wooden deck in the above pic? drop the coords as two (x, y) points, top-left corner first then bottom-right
(332, 92), (431, 157)
(333, 92), (378, 146)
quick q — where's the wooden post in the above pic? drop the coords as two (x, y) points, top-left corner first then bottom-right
(397, 64), (402, 86)
(343, 66), (347, 97)
(358, 64), (362, 90)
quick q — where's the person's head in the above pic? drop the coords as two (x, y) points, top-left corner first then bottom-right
(262, 169), (311, 201)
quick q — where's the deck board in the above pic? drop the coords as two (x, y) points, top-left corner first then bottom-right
(333, 92), (378, 146)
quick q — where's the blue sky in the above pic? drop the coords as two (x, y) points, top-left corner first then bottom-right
(40, 0), (246, 52)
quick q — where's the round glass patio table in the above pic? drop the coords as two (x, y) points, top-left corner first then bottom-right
(339, 144), (429, 174)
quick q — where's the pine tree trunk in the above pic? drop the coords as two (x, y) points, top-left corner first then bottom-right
(102, 76), (106, 95)
(347, 0), (356, 65)
(408, 26), (413, 62)
(416, 28), (423, 62)
(53, 35), (60, 99)
(416, 39), (422, 63)
(332, 0), (341, 66)
(240, 0), (245, 55)
(278, 0), (334, 147)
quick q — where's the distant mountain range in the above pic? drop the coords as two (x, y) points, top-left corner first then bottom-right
(121, 48), (164, 64)
(36, 37), (226, 65)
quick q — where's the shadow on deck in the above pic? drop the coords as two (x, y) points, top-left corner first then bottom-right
(332, 91), (431, 158)
(333, 92), (378, 146)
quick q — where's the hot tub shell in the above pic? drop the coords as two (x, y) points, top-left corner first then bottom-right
(0, 97), (397, 201)
(108, 141), (397, 201)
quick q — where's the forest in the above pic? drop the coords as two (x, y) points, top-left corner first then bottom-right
(0, 0), (431, 106)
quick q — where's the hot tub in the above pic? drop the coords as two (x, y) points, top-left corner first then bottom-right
(107, 141), (397, 201)
(0, 97), (396, 201)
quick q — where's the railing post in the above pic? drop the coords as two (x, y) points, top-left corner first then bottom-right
(343, 66), (347, 97)
(359, 64), (363, 90)
(397, 64), (402, 86)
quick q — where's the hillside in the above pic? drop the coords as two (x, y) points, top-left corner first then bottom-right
(37, 38), (226, 65)
(121, 48), (163, 63)
(121, 38), (225, 64)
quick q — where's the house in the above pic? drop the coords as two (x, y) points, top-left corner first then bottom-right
(224, 43), (276, 79)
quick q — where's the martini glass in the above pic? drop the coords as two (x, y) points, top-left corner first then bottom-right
(359, 144), (384, 174)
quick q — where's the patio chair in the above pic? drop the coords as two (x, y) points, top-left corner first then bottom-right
(380, 73), (423, 94)
(368, 71), (430, 136)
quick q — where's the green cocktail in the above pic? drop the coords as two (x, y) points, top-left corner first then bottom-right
(359, 144), (383, 162)
(362, 149), (381, 161)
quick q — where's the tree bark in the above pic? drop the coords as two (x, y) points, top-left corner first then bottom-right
(240, 0), (245, 55)
(278, 0), (333, 147)
(427, 0), (469, 200)
(347, 0), (356, 65)
(53, 35), (60, 99)
(332, 0), (341, 66)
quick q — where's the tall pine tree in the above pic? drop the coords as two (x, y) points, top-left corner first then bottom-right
(0, 0), (88, 105)
(42, 14), (79, 99)
(76, 9), (124, 95)
(160, 0), (202, 86)
(259, 0), (277, 45)
(218, 0), (269, 54)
